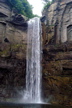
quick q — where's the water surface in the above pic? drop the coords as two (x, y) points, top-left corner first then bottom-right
(0, 102), (71, 108)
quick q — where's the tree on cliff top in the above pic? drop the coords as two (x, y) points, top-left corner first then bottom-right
(42, 0), (53, 10)
(42, 0), (50, 3)
(8, 0), (37, 18)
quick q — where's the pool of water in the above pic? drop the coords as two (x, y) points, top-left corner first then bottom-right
(0, 102), (71, 108)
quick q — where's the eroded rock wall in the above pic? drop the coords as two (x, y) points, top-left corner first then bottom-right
(42, 0), (72, 106)
(0, 0), (28, 101)
(0, 0), (27, 44)
(0, 43), (27, 101)
(42, 42), (72, 106)
(42, 0), (72, 44)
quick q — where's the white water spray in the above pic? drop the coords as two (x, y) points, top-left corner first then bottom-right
(23, 17), (42, 103)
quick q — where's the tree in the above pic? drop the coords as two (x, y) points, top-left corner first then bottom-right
(42, 0), (50, 3)
(42, 0), (53, 10)
(8, 0), (37, 18)
(42, 0), (54, 3)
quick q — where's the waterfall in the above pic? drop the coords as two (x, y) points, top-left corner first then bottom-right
(23, 17), (42, 103)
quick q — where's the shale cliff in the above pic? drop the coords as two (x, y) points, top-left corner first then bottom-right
(0, 0), (27, 101)
(42, 0), (72, 44)
(0, 0), (27, 44)
(42, 0), (72, 106)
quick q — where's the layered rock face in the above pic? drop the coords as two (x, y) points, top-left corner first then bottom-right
(42, 0), (72, 106)
(42, 0), (72, 44)
(0, 43), (27, 101)
(42, 42), (72, 105)
(0, 0), (27, 44)
(0, 0), (27, 101)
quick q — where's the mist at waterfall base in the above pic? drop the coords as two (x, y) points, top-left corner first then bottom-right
(21, 17), (42, 103)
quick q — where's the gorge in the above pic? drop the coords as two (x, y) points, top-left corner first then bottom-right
(0, 0), (72, 106)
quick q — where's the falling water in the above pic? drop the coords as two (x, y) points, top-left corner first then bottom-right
(23, 17), (42, 103)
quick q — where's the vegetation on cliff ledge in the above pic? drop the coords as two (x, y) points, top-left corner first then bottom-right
(8, 0), (38, 18)
(42, 0), (53, 10)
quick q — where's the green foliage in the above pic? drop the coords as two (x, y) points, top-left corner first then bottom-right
(32, 15), (40, 18)
(42, 0), (53, 10)
(42, 0), (50, 3)
(8, 0), (36, 18)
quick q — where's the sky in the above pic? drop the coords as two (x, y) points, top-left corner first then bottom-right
(27, 0), (46, 16)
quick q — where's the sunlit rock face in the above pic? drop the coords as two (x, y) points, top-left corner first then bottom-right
(61, 4), (72, 42)
(42, 0), (72, 44)
(0, 0), (11, 17)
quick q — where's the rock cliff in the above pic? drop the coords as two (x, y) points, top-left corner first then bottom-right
(42, 0), (72, 106)
(42, 42), (72, 105)
(0, 0), (27, 44)
(0, 0), (27, 102)
(42, 0), (72, 44)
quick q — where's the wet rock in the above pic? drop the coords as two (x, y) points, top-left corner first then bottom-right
(42, 42), (72, 106)
(42, 76), (72, 106)
(0, 43), (26, 99)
